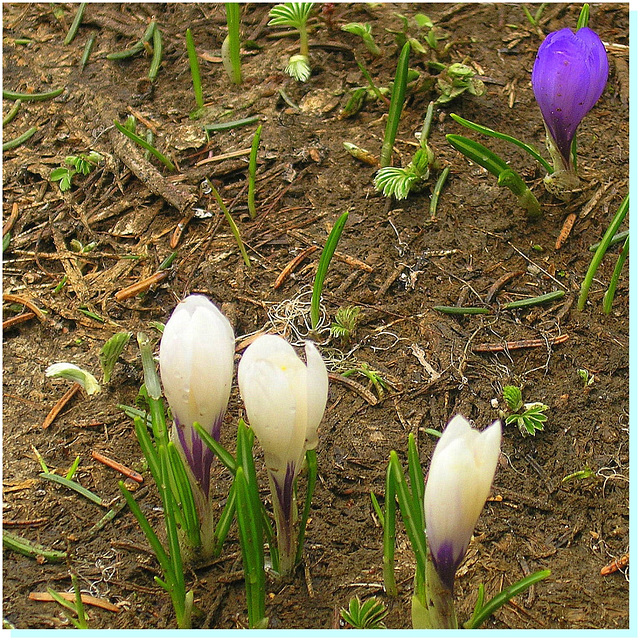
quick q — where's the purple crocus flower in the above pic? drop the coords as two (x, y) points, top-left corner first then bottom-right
(532, 27), (608, 171)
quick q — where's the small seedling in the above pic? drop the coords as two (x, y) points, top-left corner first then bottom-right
(341, 23), (381, 56)
(341, 596), (388, 629)
(268, 3), (314, 81)
(435, 63), (486, 105)
(45, 363), (101, 395)
(100, 331), (132, 383)
(310, 211), (349, 331)
(561, 467), (594, 483)
(223, 3), (242, 84)
(50, 151), (103, 192)
(502, 385), (548, 436)
(375, 102), (437, 199)
(330, 306), (361, 343)
(577, 368), (595, 388)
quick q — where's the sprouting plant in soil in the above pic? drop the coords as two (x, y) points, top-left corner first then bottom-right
(341, 22), (381, 56)
(374, 101), (438, 199)
(502, 385), (549, 436)
(434, 63), (486, 105)
(577, 368), (595, 388)
(448, 4), (608, 204)
(577, 193), (629, 312)
(378, 417), (550, 628)
(310, 210), (349, 332)
(268, 3), (314, 82)
(50, 151), (102, 192)
(330, 305), (361, 344)
(46, 573), (88, 629)
(222, 2), (242, 84)
(387, 12), (448, 55)
(340, 596), (389, 629)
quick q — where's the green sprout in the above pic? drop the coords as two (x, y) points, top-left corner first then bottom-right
(435, 63), (486, 105)
(341, 23), (381, 56)
(100, 331), (132, 384)
(447, 134), (541, 219)
(50, 151), (103, 192)
(380, 42), (410, 168)
(502, 385), (549, 436)
(268, 3), (314, 82)
(343, 363), (390, 400)
(578, 194), (629, 312)
(577, 368), (595, 388)
(330, 306), (361, 343)
(311, 210), (349, 331)
(46, 573), (88, 629)
(223, 3), (243, 84)
(375, 102), (437, 199)
(523, 3), (549, 27)
(341, 596), (388, 629)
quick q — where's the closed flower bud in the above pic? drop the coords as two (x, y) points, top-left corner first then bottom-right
(238, 334), (328, 479)
(159, 294), (235, 496)
(238, 334), (328, 574)
(424, 415), (501, 591)
(532, 27), (608, 171)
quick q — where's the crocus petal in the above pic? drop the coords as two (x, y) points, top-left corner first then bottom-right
(532, 27), (608, 164)
(304, 341), (329, 451)
(424, 415), (502, 591)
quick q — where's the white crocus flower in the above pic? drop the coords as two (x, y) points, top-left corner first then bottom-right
(159, 294), (235, 498)
(424, 415), (501, 591)
(237, 334), (328, 574)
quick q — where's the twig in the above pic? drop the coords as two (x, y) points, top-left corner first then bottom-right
(114, 271), (169, 302)
(485, 271), (524, 304)
(2, 293), (49, 325)
(328, 372), (378, 405)
(3, 202), (20, 236)
(29, 591), (120, 613)
(600, 553), (629, 576)
(555, 213), (577, 249)
(273, 246), (318, 289)
(42, 383), (82, 429)
(2, 311), (36, 331)
(91, 451), (144, 483)
(472, 334), (569, 353)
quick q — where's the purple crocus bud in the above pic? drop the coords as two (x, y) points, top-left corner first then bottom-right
(159, 294), (235, 498)
(532, 27), (608, 172)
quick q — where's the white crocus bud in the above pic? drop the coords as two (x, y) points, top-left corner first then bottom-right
(424, 415), (501, 592)
(237, 334), (328, 574)
(159, 294), (235, 497)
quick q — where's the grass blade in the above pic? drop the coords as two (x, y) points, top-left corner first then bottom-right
(248, 124), (262, 218)
(205, 179), (251, 267)
(186, 29), (203, 109)
(602, 235), (629, 313)
(295, 449), (317, 564)
(64, 2), (87, 45)
(113, 120), (175, 171)
(380, 42), (410, 167)
(3, 126), (38, 151)
(449, 113), (553, 174)
(3, 532), (67, 563)
(311, 210), (349, 330)
(39, 472), (105, 507)
(224, 3), (243, 84)
(577, 193), (629, 310)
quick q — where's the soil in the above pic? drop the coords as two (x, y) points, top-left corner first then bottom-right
(2, 2), (630, 631)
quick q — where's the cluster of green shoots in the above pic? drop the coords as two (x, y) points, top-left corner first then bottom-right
(502, 386), (549, 436)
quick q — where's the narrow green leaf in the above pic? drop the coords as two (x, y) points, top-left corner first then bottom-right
(380, 42), (410, 167)
(311, 210), (349, 330)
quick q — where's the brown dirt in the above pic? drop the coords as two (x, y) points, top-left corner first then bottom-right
(2, 2), (629, 630)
